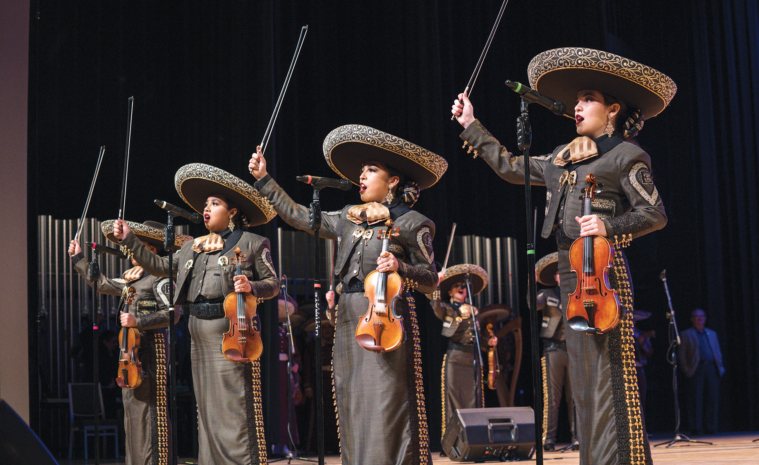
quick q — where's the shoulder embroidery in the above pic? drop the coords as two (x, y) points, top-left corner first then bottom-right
(261, 248), (277, 277)
(629, 162), (659, 206)
(155, 277), (172, 307)
(417, 227), (434, 265)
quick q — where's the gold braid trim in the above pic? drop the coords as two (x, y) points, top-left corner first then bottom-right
(155, 332), (169, 465)
(332, 320), (341, 459)
(541, 355), (548, 444)
(440, 353), (447, 441)
(406, 285), (431, 464)
(251, 360), (267, 465)
(613, 247), (647, 465)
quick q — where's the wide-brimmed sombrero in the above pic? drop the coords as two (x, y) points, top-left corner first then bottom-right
(439, 264), (488, 297)
(278, 294), (300, 324)
(535, 252), (559, 286)
(476, 304), (512, 323)
(527, 47), (677, 119)
(101, 220), (193, 251)
(323, 125), (448, 190)
(175, 163), (276, 228)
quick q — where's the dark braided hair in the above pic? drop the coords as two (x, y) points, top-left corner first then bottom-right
(365, 162), (421, 208)
(601, 93), (645, 142)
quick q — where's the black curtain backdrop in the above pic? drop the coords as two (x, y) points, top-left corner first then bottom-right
(28, 0), (758, 446)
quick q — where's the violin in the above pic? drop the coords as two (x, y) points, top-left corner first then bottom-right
(222, 247), (263, 363)
(486, 323), (499, 390)
(567, 174), (621, 334)
(355, 219), (405, 353)
(116, 287), (142, 389)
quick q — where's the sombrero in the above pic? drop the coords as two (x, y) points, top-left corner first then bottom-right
(323, 125), (448, 190)
(476, 304), (512, 323)
(535, 252), (559, 286)
(527, 47), (677, 119)
(278, 294), (301, 324)
(632, 310), (652, 322)
(174, 163), (276, 228)
(101, 220), (193, 251)
(438, 264), (488, 297)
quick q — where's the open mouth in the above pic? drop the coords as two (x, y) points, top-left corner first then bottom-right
(575, 115), (584, 125)
(359, 183), (367, 194)
(203, 214), (210, 222)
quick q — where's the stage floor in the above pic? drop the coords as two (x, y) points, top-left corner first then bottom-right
(61, 432), (759, 464)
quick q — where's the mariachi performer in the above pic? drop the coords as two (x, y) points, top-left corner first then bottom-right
(534, 252), (577, 451)
(113, 164), (280, 464)
(68, 220), (192, 465)
(428, 264), (491, 441)
(452, 48), (675, 464)
(248, 125), (446, 465)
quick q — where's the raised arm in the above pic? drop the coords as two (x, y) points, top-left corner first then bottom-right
(69, 239), (125, 296)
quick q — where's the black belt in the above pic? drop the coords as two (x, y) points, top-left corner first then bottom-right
(448, 341), (474, 353)
(189, 298), (225, 319)
(342, 280), (365, 294)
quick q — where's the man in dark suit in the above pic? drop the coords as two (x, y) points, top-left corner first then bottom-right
(678, 309), (724, 435)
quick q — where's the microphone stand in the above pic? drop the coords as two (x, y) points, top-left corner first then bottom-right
(654, 270), (711, 448)
(90, 251), (101, 464)
(308, 187), (326, 465)
(517, 97), (543, 463)
(464, 273), (484, 408)
(163, 213), (180, 464)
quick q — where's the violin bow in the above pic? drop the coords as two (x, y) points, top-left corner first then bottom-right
(74, 146), (106, 241)
(441, 222), (457, 272)
(451, 0), (510, 120)
(118, 96), (135, 220)
(258, 25), (308, 156)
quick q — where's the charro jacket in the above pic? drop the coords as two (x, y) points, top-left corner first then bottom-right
(254, 175), (438, 294)
(461, 120), (667, 241)
(430, 298), (476, 344)
(71, 253), (171, 331)
(119, 229), (279, 304)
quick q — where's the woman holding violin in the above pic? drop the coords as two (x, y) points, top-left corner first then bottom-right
(452, 48), (675, 464)
(248, 125), (446, 465)
(429, 264), (495, 443)
(69, 220), (192, 465)
(113, 164), (280, 465)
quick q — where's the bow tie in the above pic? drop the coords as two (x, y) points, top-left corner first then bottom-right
(554, 136), (599, 167)
(346, 202), (391, 225)
(191, 232), (225, 253)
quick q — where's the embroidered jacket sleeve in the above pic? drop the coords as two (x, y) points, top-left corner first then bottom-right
(460, 119), (549, 186)
(136, 277), (173, 331)
(120, 232), (176, 278)
(254, 175), (340, 240)
(429, 291), (451, 321)
(247, 238), (280, 300)
(397, 221), (438, 294)
(71, 253), (125, 296)
(601, 152), (667, 239)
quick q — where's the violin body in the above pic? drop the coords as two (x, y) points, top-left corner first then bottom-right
(222, 247), (263, 363)
(116, 287), (142, 389)
(566, 174), (621, 334)
(355, 219), (405, 353)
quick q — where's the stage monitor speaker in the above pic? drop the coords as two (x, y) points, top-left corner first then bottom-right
(442, 406), (535, 462)
(0, 399), (58, 465)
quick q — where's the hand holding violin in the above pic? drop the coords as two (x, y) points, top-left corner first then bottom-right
(234, 275), (252, 293)
(376, 251), (398, 273)
(575, 214), (607, 237)
(120, 312), (137, 328)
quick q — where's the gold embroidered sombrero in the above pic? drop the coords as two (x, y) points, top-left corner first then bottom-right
(175, 163), (276, 228)
(323, 125), (448, 190)
(101, 220), (193, 251)
(527, 47), (677, 119)
(439, 264), (488, 297)
(535, 252), (559, 286)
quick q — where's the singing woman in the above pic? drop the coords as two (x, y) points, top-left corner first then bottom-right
(113, 164), (279, 464)
(452, 48), (676, 464)
(248, 125), (447, 465)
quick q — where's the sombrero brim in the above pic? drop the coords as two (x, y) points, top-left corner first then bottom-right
(323, 125), (447, 190)
(528, 48), (677, 119)
(278, 296), (299, 323)
(175, 164), (276, 228)
(632, 310), (652, 322)
(302, 316), (332, 332)
(439, 264), (488, 297)
(476, 304), (512, 323)
(101, 220), (193, 250)
(535, 252), (559, 286)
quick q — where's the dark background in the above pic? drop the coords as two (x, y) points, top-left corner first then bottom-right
(28, 0), (758, 449)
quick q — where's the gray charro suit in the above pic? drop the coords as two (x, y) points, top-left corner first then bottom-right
(461, 120), (666, 465)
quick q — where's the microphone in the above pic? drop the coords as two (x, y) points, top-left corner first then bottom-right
(659, 269), (667, 281)
(505, 80), (567, 115)
(86, 242), (127, 259)
(154, 199), (203, 224)
(296, 175), (352, 191)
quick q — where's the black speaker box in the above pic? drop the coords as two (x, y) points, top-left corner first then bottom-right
(442, 407), (535, 462)
(0, 399), (58, 465)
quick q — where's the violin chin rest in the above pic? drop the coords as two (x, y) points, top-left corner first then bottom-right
(355, 334), (385, 353)
(568, 317), (599, 334)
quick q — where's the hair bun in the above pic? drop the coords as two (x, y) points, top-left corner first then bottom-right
(623, 108), (645, 140)
(400, 181), (420, 207)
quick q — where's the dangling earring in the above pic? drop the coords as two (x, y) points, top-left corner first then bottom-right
(385, 189), (394, 204)
(228, 217), (235, 231)
(604, 115), (614, 137)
